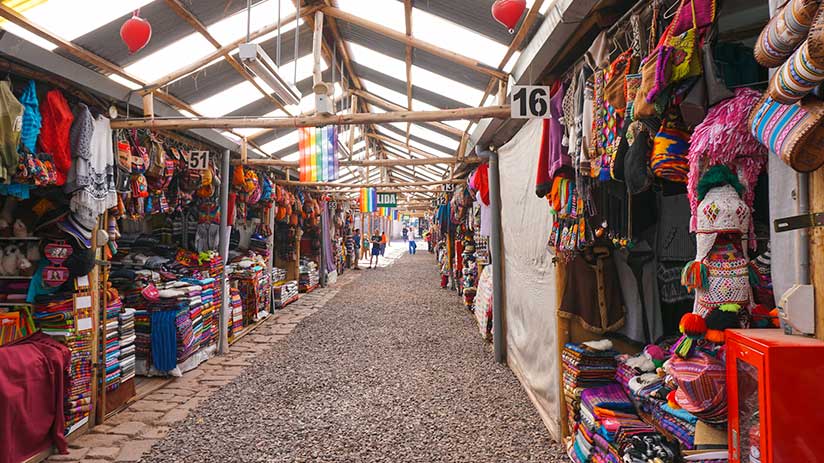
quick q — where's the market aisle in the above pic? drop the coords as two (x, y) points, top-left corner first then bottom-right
(143, 251), (564, 462)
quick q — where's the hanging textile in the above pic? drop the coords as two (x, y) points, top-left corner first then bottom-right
(298, 126), (339, 182)
(360, 188), (376, 213)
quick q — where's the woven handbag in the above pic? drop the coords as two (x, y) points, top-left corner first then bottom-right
(749, 93), (824, 172)
(666, 0), (703, 84)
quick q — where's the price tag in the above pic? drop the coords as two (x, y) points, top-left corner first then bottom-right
(511, 85), (551, 119)
(76, 317), (93, 332)
(443, 184), (455, 192)
(74, 294), (92, 310)
(188, 150), (210, 170)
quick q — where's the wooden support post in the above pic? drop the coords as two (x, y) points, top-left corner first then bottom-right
(811, 168), (824, 341)
(313, 11), (324, 87)
(241, 137), (248, 164)
(142, 93), (154, 119)
(498, 79), (507, 106)
(348, 95), (358, 161)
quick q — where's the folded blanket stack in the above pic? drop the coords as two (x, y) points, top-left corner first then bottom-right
(119, 308), (136, 382)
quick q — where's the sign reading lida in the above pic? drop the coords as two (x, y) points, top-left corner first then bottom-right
(376, 192), (397, 208)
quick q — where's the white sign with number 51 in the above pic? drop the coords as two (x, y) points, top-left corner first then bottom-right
(511, 85), (551, 119)
(188, 150), (210, 170)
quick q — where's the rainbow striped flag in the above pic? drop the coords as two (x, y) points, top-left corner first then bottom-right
(377, 207), (396, 218)
(298, 126), (339, 182)
(360, 188), (376, 213)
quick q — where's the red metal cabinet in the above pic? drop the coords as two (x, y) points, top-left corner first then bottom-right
(727, 329), (824, 463)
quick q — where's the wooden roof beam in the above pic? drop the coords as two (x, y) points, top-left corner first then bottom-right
(110, 105), (510, 129)
(275, 179), (463, 188)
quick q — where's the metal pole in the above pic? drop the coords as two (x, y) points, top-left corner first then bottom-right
(218, 149), (231, 355)
(320, 202), (328, 287)
(477, 146), (505, 363)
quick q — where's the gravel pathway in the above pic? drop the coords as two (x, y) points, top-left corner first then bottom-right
(143, 248), (566, 462)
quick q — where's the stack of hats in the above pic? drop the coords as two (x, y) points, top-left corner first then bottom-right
(119, 308), (136, 383)
(669, 352), (728, 425)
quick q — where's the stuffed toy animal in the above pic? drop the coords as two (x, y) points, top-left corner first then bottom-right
(12, 219), (28, 238)
(25, 242), (40, 263)
(1, 244), (31, 276)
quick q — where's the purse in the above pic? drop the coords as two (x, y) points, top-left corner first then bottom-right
(703, 28), (734, 106)
(651, 119), (690, 183)
(749, 94), (824, 172)
(624, 122), (654, 194)
(635, 5), (672, 119)
(666, 0), (703, 84)
(605, 50), (638, 115)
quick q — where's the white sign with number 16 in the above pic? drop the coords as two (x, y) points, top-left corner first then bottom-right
(511, 85), (551, 119)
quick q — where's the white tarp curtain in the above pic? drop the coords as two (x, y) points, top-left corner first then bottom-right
(498, 118), (560, 439)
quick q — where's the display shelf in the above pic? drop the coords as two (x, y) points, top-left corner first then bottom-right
(0, 275), (34, 279)
(0, 302), (32, 307)
(0, 236), (41, 241)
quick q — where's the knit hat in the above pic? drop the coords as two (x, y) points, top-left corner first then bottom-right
(682, 166), (750, 292)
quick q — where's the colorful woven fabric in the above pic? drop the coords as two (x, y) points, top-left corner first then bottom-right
(651, 126), (690, 183)
(687, 88), (767, 239)
(360, 187), (376, 213)
(749, 93), (824, 172)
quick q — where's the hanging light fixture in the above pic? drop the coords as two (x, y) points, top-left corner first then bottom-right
(237, 0), (301, 105)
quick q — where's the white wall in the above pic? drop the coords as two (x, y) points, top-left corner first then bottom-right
(498, 118), (560, 439)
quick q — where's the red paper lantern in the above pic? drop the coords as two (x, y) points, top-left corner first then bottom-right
(491, 0), (527, 33)
(120, 11), (152, 54)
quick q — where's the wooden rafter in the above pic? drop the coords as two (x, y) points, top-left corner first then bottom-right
(275, 179), (463, 187)
(320, 6), (506, 80)
(110, 105), (510, 129)
(235, 156), (475, 167)
(163, 0), (291, 115)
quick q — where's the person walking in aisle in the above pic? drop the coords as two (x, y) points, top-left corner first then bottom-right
(361, 234), (370, 261)
(380, 232), (388, 256)
(352, 229), (361, 270)
(369, 229), (382, 268)
(402, 227), (409, 242)
(408, 236), (417, 255)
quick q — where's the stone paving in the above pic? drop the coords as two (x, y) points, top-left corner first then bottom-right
(50, 271), (359, 463)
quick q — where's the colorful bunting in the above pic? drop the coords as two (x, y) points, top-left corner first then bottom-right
(299, 126), (339, 182)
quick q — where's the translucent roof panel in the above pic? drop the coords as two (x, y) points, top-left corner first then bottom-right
(337, 0), (508, 68)
(348, 43), (484, 107)
(123, 3), (302, 83)
(359, 79), (469, 130)
(0, 0), (154, 51)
